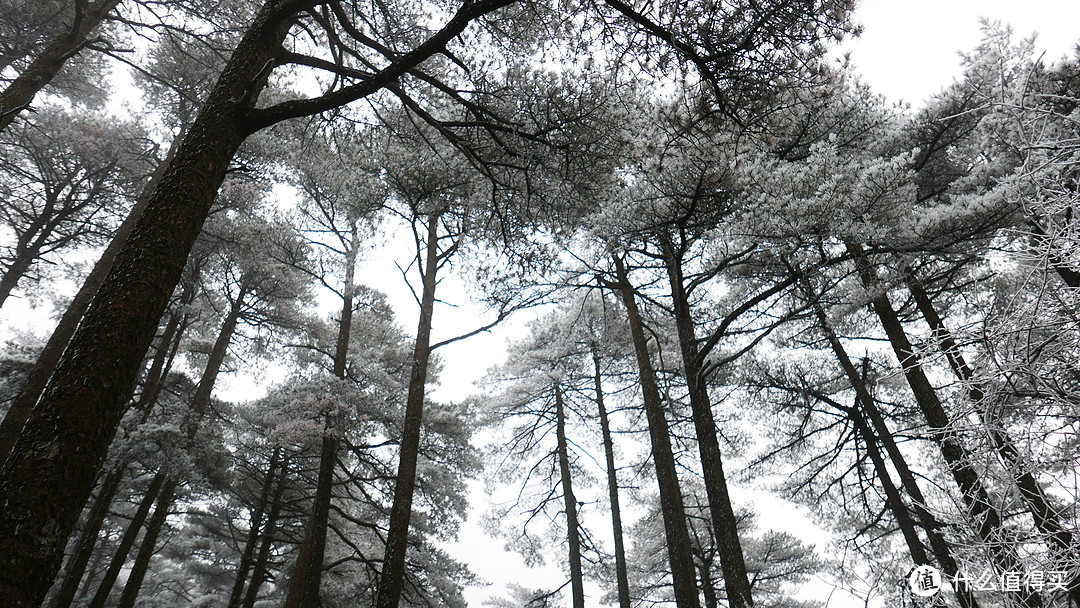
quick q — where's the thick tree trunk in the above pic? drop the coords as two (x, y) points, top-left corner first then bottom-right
(0, 3), (295, 602)
(612, 253), (701, 608)
(227, 448), (281, 608)
(376, 213), (441, 608)
(846, 245), (1041, 608)
(0, 0), (121, 132)
(47, 465), (125, 608)
(86, 471), (167, 608)
(591, 347), (632, 608)
(660, 238), (754, 608)
(907, 274), (1080, 604)
(114, 479), (178, 608)
(0, 160), (181, 464)
(284, 232), (357, 608)
(242, 458), (289, 608)
(554, 384), (586, 608)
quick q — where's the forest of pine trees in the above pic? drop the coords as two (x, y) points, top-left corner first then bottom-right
(0, 1), (1078, 607)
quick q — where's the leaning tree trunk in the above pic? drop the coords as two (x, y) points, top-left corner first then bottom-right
(554, 384), (586, 608)
(907, 273), (1080, 605)
(660, 237), (754, 608)
(591, 346), (632, 608)
(242, 459), (289, 608)
(284, 228), (358, 608)
(86, 472), (167, 608)
(846, 245), (1041, 608)
(0, 2), (295, 602)
(0, 0), (121, 132)
(47, 466), (126, 608)
(113, 479), (178, 608)
(803, 279), (979, 608)
(0, 164), (180, 464)
(612, 253), (701, 608)
(46, 305), (187, 608)
(227, 448), (281, 608)
(376, 212), (442, 608)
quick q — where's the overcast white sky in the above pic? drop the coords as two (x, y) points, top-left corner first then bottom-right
(452, 2), (1080, 607)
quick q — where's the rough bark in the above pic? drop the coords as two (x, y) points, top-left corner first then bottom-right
(114, 479), (178, 608)
(554, 384), (586, 608)
(0, 156), (179, 464)
(0, 0), (121, 132)
(591, 347), (632, 608)
(0, 3), (295, 602)
(659, 237), (754, 608)
(612, 253), (701, 608)
(47, 465), (125, 608)
(227, 448), (281, 608)
(907, 274), (1080, 604)
(376, 212), (441, 608)
(86, 471), (167, 608)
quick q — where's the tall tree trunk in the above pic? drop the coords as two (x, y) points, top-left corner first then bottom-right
(0, 153), (184, 465)
(242, 458), (289, 608)
(591, 346), (632, 608)
(698, 558), (719, 608)
(282, 435), (337, 608)
(227, 448), (281, 608)
(376, 212), (442, 608)
(554, 384), (586, 608)
(804, 283), (979, 608)
(907, 274), (1080, 604)
(659, 237), (754, 608)
(846, 245), (1041, 608)
(284, 229), (358, 608)
(611, 253), (701, 608)
(47, 465), (126, 608)
(0, 2), (295, 601)
(0, 0), (121, 132)
(114, 479), (178, 608)
(86, 471), (167, 608)
(0, 249), (35, 310)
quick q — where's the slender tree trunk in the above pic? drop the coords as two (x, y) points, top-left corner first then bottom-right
(591, 347), (632, 608)
(376, 213), (442, 608)
(698, 559), (719, 608)
(282, 435), (337, 608)
(0, 0), (121, 132)
(114, 479), (178, 608)
(612, 253), (701, 608)
(804, 285), (979, 608)
(660, 237), (754, 608)
(0, 250), (35, 310)
(243, 458), (289, 608)
(554, 384), (586, 608)
(907, 274), (1080, 604)
(86, 471), (167, 608)
(284, 230), (358, 608)
(846, 245), (1040, 608)
(0, 2), (295, 600)
(227, 448), (281, 608)
(47, 466), (125, 608)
